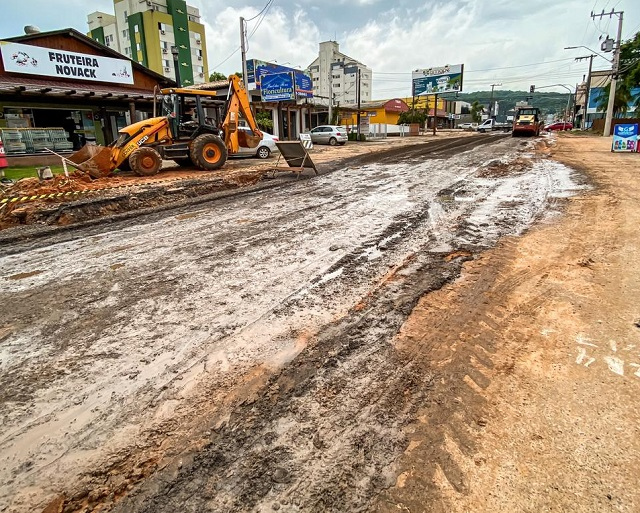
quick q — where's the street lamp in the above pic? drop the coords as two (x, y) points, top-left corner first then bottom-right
(536, 83), (574, 125)
(171, 46), (181, 87)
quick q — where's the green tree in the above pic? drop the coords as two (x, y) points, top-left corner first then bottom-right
(209, 71), (227, 82)
(255, 111), (273, 132)
(398, 110), (426, 125)
(470, 101), (484, 123)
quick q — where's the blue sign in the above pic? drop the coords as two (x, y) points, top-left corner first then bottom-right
(612, 123), (638, 152)
(247, 59), (313, 98)
(261, 72), (295, 102)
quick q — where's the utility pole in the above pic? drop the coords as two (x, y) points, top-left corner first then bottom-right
(356, 68), (361, 140)
(575, 55), (595, 130)
(239, 17), (250, 100)
(591, 9), (624, 136)
(432, 94), (437, 136)
(488, 83), (501, 118)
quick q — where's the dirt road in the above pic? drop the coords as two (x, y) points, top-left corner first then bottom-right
(3, 133), (635, 512)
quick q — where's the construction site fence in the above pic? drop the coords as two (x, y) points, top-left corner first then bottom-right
(0, 128), (74, 155)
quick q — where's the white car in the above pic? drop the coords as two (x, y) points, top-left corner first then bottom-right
(458, 122), (477, 130)
(234, 126), (279, 159)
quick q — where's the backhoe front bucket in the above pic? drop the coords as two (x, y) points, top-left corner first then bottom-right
(67, 145), (115, 179)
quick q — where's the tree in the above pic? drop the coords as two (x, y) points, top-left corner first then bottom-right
(209, 71), (226, 82)
(255, 111), (273, 132)
(398, 110), (426, 125)
(470, 101), (484, 123)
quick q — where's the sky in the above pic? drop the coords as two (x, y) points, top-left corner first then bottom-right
(1, 0), (639, 98)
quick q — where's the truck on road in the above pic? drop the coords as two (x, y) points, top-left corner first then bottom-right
(476, 119), (511, 133)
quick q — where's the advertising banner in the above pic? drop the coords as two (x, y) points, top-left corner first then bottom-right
(412, 64), (463, 95)
(612, 123), (638, 152)
(261, 72), (295, 102)
(247, 59), (313, 98)
(0, 41), (134, 85)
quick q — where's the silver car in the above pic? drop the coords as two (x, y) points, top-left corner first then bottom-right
(308, 125), (348, 146)
(234, 126), (279, 159)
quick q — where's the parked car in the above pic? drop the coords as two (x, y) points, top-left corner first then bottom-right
(307, 125), (348, 146)
(233, 126), (279, 159)
(544, 121), (573, 131)
(458, 122), (477, 130)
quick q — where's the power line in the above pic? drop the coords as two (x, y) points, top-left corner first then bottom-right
(245, 0), (274, 22)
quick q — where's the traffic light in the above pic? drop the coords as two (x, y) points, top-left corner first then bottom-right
(529, 85), (535, 94)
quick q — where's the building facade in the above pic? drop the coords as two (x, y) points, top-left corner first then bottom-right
(307, 41), (371, 107)
(87, 0), (208, 87)
(0, 28), (173, 157)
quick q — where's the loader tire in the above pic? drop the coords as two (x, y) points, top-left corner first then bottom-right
(130, 147), (162, 176)
(190, 134), (227, 171)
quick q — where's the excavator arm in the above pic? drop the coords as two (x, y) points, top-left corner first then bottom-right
(222, 75), (263, 154)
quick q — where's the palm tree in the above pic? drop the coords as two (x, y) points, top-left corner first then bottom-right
(470, 101), (485, 123)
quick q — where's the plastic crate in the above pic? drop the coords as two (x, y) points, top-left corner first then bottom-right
(0, 129), (27, 154)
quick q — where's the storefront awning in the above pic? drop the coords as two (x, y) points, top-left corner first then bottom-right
(0, 75), (155, 101)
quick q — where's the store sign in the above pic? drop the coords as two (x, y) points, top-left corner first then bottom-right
(261, 72), (295, 102)
(0, 41), (134, 84)
(412, 64), (464, 95)
(612, 123), (638, 152)
(247, 59), (313, 98)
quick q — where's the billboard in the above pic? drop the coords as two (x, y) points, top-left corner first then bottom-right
(587, 86), (640, 115)
(0, 41), (134, 85)
(247, 59), (313, 98)
(412, 64), (463, 96)
(261, 72), (295, 101)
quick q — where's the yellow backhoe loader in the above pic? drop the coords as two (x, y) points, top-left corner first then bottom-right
(67, 75), (262, 178)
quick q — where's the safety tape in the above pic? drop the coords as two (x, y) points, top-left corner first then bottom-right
(0, 176), (198, 205)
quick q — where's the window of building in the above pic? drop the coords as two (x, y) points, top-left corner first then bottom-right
(136, 43), (141, 51)
(134, 24), (139, 33)
(124, 47), (131, 55)
(163, 59), (171, 68)
(333, 83), (340, 88)
(123, 10), (128, 19)
(122, 29), (128, 38)
(158, 22), (166, 33)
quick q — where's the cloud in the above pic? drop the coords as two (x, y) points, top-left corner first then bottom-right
(0, 0), (637, 98)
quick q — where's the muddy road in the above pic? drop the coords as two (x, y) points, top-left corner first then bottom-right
(0, 134), (584, 512)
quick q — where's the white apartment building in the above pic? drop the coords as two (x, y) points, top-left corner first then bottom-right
(307, 41), (372, 107)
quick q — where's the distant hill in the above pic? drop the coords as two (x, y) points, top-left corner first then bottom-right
(454, 90), (571, 116)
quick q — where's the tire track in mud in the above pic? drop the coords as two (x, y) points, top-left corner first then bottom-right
(108, 245), (475, 513)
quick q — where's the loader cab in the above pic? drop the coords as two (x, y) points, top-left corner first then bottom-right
(159, 89), (222, 140)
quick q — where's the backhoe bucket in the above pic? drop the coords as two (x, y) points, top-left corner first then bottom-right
(237, 130), (262, 149)
(67, 145), (115, 179)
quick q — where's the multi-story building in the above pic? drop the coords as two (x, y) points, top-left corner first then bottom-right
(87, 0), (208, 86)
(307, 41), (372, 107)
